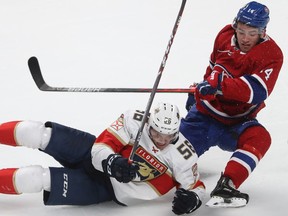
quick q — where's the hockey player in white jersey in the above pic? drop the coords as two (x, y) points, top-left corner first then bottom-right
(0, 102), (205, 215)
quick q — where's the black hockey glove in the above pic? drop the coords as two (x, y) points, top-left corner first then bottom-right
(172, 188), (202, 215)
(102, 154), (139, 183)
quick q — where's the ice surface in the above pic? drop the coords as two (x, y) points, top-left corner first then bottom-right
(0, 0), (287, 215)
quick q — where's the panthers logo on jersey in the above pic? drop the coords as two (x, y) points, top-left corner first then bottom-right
(133, 146), (168, 181)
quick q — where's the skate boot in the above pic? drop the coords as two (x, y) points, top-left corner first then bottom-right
(206, 175), (249, 208)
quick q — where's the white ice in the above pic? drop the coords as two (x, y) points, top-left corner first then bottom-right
(0, 0), (287, 215)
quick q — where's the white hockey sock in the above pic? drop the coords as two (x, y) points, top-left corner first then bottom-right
(15, 165), (51, 193)
(15, 121), (52, 150)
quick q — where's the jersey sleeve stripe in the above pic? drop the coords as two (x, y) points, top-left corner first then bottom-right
(242, 74), (268, 104)
(240, 76), (253, 103)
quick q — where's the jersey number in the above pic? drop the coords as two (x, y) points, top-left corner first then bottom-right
(260, 68), (273, 81)
(133, 110), (145, 122)
(177, 140), (195, 160)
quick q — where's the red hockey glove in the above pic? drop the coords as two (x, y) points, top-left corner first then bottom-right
(197, 70), (224, 96)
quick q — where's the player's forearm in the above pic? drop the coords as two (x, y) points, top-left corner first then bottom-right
(91, 143), (115, 172)
(222, 76), (267, 104)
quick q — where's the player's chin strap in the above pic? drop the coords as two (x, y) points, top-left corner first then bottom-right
(128, 0), (187, 162)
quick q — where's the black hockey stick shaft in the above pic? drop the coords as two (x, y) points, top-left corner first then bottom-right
(129, 0), (187, 162)
(28, 56), (194, 93)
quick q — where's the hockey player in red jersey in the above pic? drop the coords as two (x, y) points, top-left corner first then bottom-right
(181, 1), (283, 207)
(0, 102), (205, 215)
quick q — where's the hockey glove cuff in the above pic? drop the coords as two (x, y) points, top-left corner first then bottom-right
(185, 83), (197, 112)
(186, 93), (196, 112)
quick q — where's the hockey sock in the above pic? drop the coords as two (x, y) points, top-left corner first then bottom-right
(223, 126), (271, 188)
(0, 168), (19, 194)
(0, 121), (21, 146)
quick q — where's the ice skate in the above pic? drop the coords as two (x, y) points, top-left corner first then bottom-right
(206, 175), (249, 208)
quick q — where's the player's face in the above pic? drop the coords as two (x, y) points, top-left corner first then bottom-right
(235, 22), (265, 53)
(149, 127), (176, 150)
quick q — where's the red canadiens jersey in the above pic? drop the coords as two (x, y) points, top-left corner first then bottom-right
(195, 25), (283, 125)
(91, 110), (205, 205)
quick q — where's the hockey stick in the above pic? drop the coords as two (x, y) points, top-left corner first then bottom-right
(28, 56), (194, 93)
(129, 0), (187, 162)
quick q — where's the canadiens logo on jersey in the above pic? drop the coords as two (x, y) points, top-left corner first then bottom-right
(134, 146), (168, 181)
(110, 114), (124, 131)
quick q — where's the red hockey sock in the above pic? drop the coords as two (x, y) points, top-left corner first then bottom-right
(224, 160), (248, 189)
(0, 168), (19, 194)
(0, 121), (21, 146)
(224, 126), (271, 188)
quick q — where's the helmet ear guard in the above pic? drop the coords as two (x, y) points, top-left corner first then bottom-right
(148, 102), (181, 136)
(233, 1), (270, 31)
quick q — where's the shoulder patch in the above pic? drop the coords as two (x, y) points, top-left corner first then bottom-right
(110, 114), (124, 131)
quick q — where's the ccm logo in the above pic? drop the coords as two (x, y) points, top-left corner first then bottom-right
(62, 173), (68, 197)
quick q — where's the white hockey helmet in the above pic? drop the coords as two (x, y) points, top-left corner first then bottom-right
(148, 102), (181, 136)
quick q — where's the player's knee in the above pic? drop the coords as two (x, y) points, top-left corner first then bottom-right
(15, 121), (52, 150)
(238, 126), (271, 160)
(15, 165), (51, 193)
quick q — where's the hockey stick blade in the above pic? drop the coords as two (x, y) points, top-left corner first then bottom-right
(28, 56), (53, 91)
(28, 56), (195, 93)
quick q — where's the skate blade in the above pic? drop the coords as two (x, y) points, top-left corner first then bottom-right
(206, 196), (247, 208)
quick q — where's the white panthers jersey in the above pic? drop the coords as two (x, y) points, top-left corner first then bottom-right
(91, 109), (205, 205)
